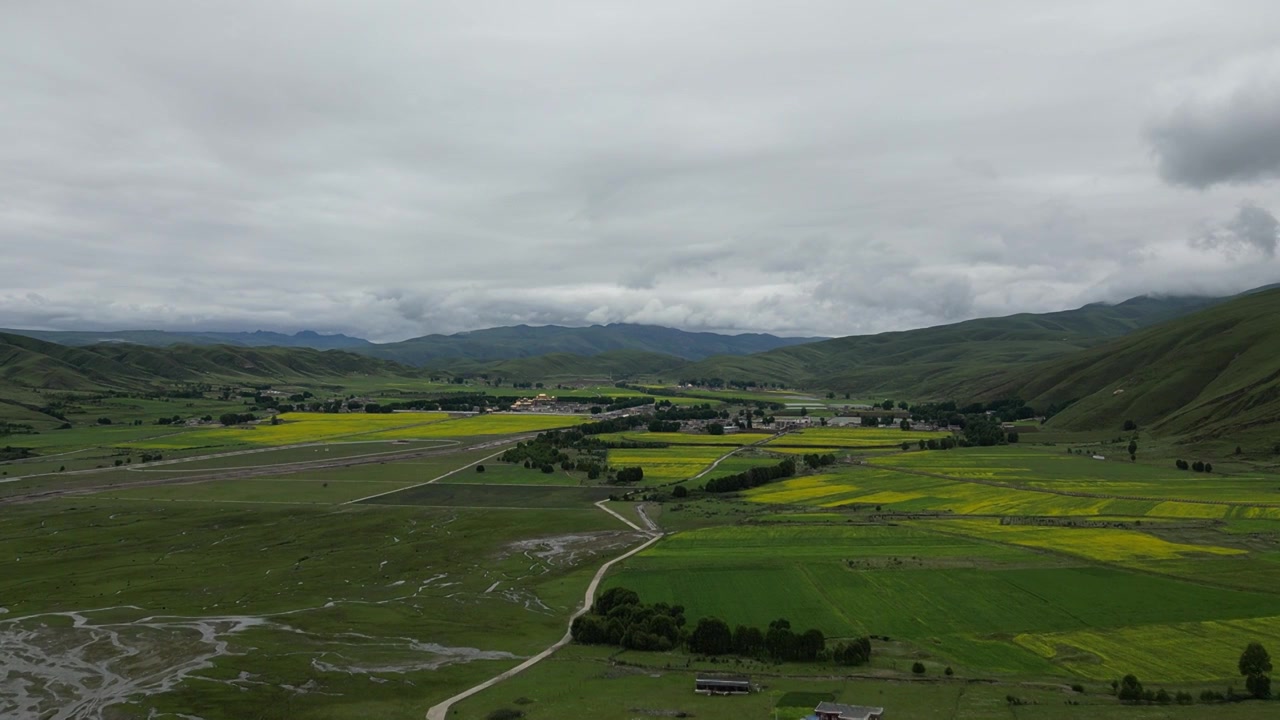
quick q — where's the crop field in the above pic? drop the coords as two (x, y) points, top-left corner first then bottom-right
(356, 412), (580, 439)
(593, 431), (750, 445)
(1014, 614), (1280, 682)
(871, 447), (1280, 505)
(930, 518), (1246, 563)
(743, 465), (1280, 520)
(121, 412), (452, 449)
(766, 427), (950, 448)
(607, 446), (731, 484)
(605, 522), (1280, 680)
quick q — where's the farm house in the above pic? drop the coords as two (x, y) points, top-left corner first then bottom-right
(693, 675), (751, 694)
(814, 700), (885, 720)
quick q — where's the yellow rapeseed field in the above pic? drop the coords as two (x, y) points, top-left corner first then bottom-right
(936, 519), (1244, 562)
(359, 413), (579, 438)
(126, 412), (451, 448)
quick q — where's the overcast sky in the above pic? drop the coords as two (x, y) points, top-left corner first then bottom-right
(4, 1), (1280, 342)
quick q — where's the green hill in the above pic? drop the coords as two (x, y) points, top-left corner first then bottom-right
(0, 328), (373, 350)
(679, 294), (1222, 395)
(0, 332), (414, 395)
(978, 287), (1280, 445)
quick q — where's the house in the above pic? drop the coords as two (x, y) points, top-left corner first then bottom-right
(814, 701), (885, 720)
(693, 675), (751, 694)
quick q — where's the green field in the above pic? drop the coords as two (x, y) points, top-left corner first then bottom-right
(766, 426), (951, 448)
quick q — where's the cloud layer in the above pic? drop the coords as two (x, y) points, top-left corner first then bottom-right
(2, 2), (1279, 342)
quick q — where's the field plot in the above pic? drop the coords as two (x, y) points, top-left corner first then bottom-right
(593, 431), (750, 446)
(872, 447), (1280, 505)
(1014, 614), (1280, 682)
(606, 523), (1280, 679)
(357, 412), (579, 439)
(607, 446), (731, 484)
(360, 482), (615, 508)
(931, 518), (1246, 563)
(120, 439), (457, 473)
(122, 412), (451, 449)
(766, 427), (950, 448)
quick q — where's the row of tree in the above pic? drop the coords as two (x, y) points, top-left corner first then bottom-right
(571, 589), (872, 666)
(1175, 459), (1214, 472)
(703, 457), (797, 493)
(1117, 642), (1270, 704)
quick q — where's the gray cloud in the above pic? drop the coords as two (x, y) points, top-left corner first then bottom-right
(1192, 203), (1279, 257)
(2, 2), (1280, 342)
(1147, 53), (1280, 188)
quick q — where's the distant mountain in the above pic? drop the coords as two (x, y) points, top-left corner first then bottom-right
(0, 328), (373, 350)
(678, 293), (1226, 396)
(357, 323), (825, 366)
(975, 287), (1280, 445)
(430, 350), (688, 381)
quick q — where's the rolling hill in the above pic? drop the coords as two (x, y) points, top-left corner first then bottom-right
(0, 332), (413, 394)
(0, 328), (373, 350)
(678, 293), (1226, 396)
(977, 287), (1280, 445)
(357, 323), (824, 366)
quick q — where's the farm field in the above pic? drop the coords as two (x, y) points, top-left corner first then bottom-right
(356, 412), (580, 439)
(593, 430), (752, 445)
(604, 522), (1280, 681)
(607, 446), (734, 485)
(121, 412), (452, 449)
(766, 426), (951, 448)
(360, 481), (616, 508)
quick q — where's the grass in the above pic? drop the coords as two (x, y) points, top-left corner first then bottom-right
(359, 482), (616, 508)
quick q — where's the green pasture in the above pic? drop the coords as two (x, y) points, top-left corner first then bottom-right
(360, 482), (615, 508)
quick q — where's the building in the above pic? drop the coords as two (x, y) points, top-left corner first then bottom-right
(814, 701), (885, 720)
(693, 675), (751, 695)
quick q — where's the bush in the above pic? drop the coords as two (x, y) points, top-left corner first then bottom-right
(1123, 419), (1137, 431)
(672, 485), (688, 498)
(944, 666), (953, 676)
(475, 464), (485, 473)
(1070, 684), (1084, 693)
(1192, 461), (1206, 472)
(911, 662), (926, 674)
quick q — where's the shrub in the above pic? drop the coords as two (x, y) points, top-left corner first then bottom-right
(1070, 684), (1084, 693)
(911, 662), (926, 675)
(475, 464), (485, 473)
(944, 666), (954, 676)
(672, 485), (688, 498)
(486, 710), (524, 720)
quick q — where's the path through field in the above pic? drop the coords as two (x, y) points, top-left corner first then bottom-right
(424, 503), (663, 720)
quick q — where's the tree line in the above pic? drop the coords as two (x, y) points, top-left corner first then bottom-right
(571, 588), (872, 666)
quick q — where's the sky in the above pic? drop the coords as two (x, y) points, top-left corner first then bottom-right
(4, 1), (1280, 342)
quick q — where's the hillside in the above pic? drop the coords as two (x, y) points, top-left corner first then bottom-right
(679, 293), (1225, 395)
(356, 323), (824, 366)
(979, 287), (1280, 444)
(0, 328), (373, 350)
(0, 332), (414, 395)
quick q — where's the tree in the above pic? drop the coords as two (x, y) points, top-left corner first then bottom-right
(1192, 461), (1206, 472)
(1127, 440), (1138, 457)
(911, 661), (926, 674)
(733, 625), (764, 656)
(688, 617), (733, 655)
(1123, 419), (1137, 431)
(1117, 674), (1144, 703)
(706, 423), (725, 436)
(881, 400), (895, 410)
(1007, 431), (1020, 444)
(671, 485), (688, 498)
(1205, 463), (1213, 473)
(900, 419), (911, 431)
(1236, 445), (1243, 455)
(1239, 642), (1272, 699)
(1176, 459), (1189, 470)
(475, 464), (485, 473)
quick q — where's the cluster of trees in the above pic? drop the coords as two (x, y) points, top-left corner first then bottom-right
(1116, 642), (1270, 705)
(962, 415), (1006, 446)
(704, 457), (797, 493)
(571, 590), (872, 667)
(614, 466), (644, 484)
(648, 420), (681, 432)
(570, 588), (686, 651)
(219, 412), (257, 426)
(1175, 459), (1214, 472)
(801, 453), (837, 470)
